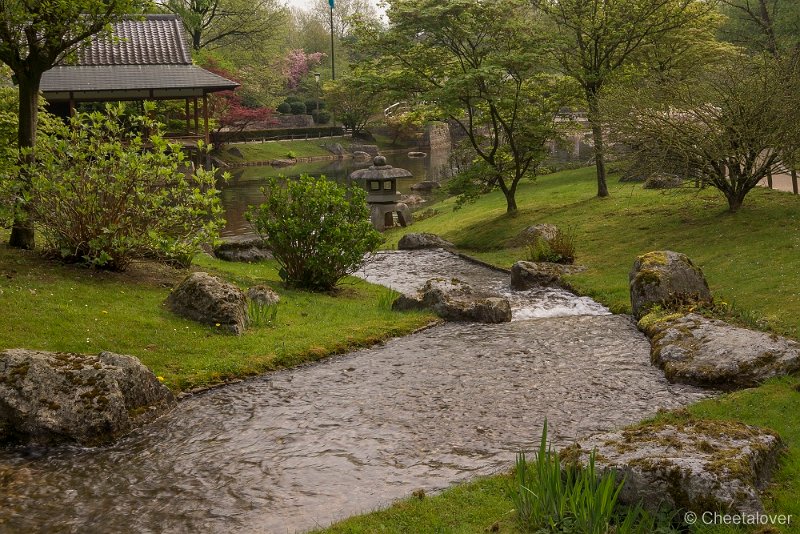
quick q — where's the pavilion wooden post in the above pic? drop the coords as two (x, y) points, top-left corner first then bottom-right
(792, 168), (799, 195)
(193, 97), (199, 135)
(203, 93), (209, 144)
(185, 98), (190, 134)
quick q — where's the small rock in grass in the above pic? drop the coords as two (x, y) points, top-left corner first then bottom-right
(165, 272), (248, 335)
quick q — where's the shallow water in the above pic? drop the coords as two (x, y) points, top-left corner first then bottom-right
(0, 251), (709, 533)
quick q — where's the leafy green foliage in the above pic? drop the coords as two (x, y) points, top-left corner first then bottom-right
(276, 102), (291, 114)
(606, 54), (800, 211)
(25, 103), (224, 270)
(512, 421), (673, 533)
(356, 0), (574, 212)
(248, 175), (383, 291)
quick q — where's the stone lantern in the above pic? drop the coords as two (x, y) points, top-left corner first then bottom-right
(349, 155), (413, 231)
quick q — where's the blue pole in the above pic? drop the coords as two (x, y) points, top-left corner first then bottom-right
(329, 0), (335, 80)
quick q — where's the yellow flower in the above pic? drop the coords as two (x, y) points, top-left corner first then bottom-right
(215, 323), (221, 327)
(156, 376), (165, 382)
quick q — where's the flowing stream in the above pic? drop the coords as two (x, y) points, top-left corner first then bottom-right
(0, 250), (709, 533)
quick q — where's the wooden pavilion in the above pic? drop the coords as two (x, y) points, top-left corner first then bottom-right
(40, 14), (238, 145)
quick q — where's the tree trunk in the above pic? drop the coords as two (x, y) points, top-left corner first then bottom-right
(586, 91), (609, 198)
(9, 74), (40, 250)
(726, 194), (743, 212)
(504, 191), (518, 213)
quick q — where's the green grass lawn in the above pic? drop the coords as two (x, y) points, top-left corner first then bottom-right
(0, 245), (434, 392)
(317, 167), (800, 533)
(216, 138), (336, 164)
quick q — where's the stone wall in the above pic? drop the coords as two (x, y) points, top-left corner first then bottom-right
(419, 121), (451, 150)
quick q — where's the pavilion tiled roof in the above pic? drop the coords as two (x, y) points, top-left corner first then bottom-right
(77, 14), (192, 66)
(41, 14), (238, 102)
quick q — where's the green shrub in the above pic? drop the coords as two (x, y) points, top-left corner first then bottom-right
(285, 95), (303, 103)
(305, 99), (325, 112)
(248, 175), (383, 291)
(289, 101), (307, 115)
(511, 421), (673, 533)
(312, 109), (332, 124)
(525, 228), (576, 264)
(26, 103), (224, 270)
(276, 102), (291, 114)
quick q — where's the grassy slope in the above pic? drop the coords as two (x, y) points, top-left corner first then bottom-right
(217, 139), (334, 164)
(385, 167), (800, 337)
(0, 246), (434, 392)
(318, 167), (800, 533)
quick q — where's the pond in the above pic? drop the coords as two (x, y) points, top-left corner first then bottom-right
(217, 132), (595, 238)
(219, 149), (452, 237)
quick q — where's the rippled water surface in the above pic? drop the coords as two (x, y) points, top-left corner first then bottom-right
(0, 251), (709, 533)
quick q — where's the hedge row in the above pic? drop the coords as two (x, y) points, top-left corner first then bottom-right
(213, 126), (345, 143)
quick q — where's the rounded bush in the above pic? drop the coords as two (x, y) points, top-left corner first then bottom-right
(312, 109), (332, 124)
(305, 99), (325, 112)
(247, 175), (382, 291)
(289, 101), (307, 115)
(276, 102), (291, 114)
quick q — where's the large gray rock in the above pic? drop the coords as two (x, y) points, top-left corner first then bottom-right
(643, 173), (684, 189)
(165, 272), (248, 335)
(510, 260), (586, 290)
(561, 419), (783, 515)
(349, 144), (379, 157)
(629, 251), (712, 319)
(516, 223), (559, 243)
(644, 313), (800, 389)
(397, 233), (454, 250)
(410, 181), (441, 191)
(392, 278), (511, 323)
(247, 284), (280, 306)
(213, 236), (272, 263)
(0, 349), (175, 446)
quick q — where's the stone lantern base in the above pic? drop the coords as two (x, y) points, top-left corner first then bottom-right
(369, 202), (412, 231)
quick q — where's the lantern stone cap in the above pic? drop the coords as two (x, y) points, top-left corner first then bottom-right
(349, 155), (414, 180)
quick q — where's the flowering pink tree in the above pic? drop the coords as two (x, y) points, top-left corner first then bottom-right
(202, 59), (275, 144)
(281, 49), (325, 91)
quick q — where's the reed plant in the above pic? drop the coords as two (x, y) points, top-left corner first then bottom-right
(248, 300), (279, 328)
(511, 420), (675, 533)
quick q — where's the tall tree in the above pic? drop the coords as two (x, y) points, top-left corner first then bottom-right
(606, 54), (800, 212)
(162, 0), (287, 51)
(310, 0), (378, 40)
(0, 0), (144, 249)
(358, 0), (573, 213)
(719, 0), (800, 56)
(533, 0), (715, 197)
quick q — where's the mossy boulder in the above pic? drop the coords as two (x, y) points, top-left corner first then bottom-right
(0, 349), (175, 446)
(392, 278), (511, 323)
(510, 260), (586, 290)
(515, 223), (559, 244)
(646, 313), (800, 389)
(629, 251), (712, 319)
(562, 419), (783, 515)
(165, 272), (248, 335)
(213, 236), (272, 263)
(397, 233), (454, 250)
